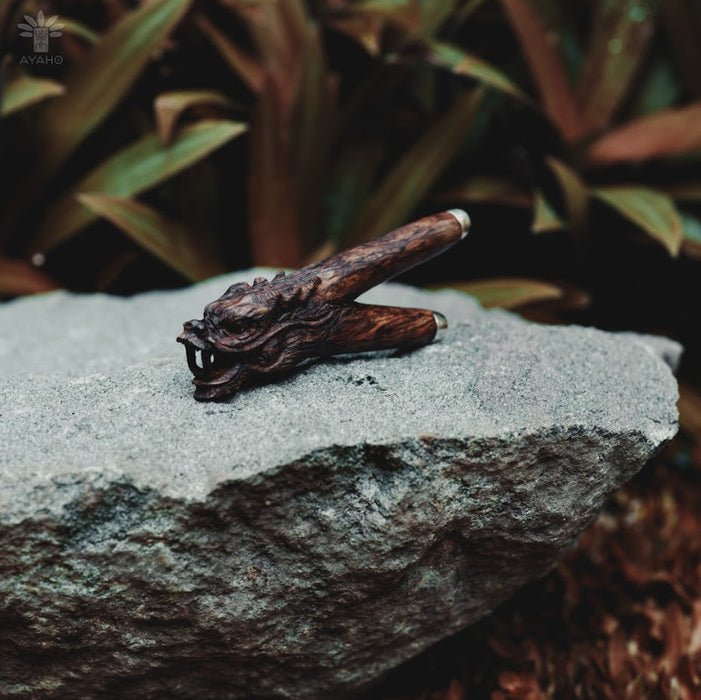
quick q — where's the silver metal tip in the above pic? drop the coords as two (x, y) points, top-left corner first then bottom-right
(432, 311), (448, 341)
(446, 209), (471, 239)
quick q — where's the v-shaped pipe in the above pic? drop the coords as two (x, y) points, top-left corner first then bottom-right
(178, 210), (470, 401)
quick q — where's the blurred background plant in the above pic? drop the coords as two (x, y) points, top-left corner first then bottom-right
(1, 0), (701, 691)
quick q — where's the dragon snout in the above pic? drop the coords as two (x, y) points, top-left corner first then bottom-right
(182, 318), (208, 336)
(178, 319), (211, 348)
(177, 319), (213, 358)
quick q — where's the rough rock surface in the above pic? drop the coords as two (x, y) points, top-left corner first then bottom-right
(0, 271), (679, 699)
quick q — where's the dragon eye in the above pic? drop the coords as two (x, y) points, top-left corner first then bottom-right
(226, 318), (252, 334)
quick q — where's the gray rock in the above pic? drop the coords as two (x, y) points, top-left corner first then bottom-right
(0, 268), (681, 377)
(0, 268), (484, 379)
(0, 272), (679, 699)
(615, 331), (683, 373)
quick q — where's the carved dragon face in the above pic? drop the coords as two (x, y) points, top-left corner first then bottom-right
(177, 273), (328, 401)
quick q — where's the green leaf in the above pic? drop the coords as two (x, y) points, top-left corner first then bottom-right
(355, 0), (416, 11)
(326, 14), (384, 56)
(429, 41), (529, 101)
(154, 90), (237, 144)
(452, 0), (491, 25)
(76, 194), (226, 281)
(29, 120), (248, 254)
(59, 17), (99, 43)
(1, 73), (64, 116)
(434, 278), (564, 309)
(0, 257), (59, 296)
(626, 58), (681, 117)
(330, 0), (446, 50)
(575, 0), (656, 135)
(345, 88), (484, 245)
(594, 186), (683, 256)
(545, 156), (589, 236)
(348, 0), (453, 37)
(498, 0), (584, 142)
(587, 102), (701, 165)
(439, 176), (532, 207)
(351, 0), (422, 32)
(532, 189), (564, 233)
(679, 210), (701, 259)
(414, 0), (456, 36)
(35, 0), (194, 176)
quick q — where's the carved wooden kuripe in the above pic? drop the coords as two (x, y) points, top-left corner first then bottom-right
(177, 210), (470, 401)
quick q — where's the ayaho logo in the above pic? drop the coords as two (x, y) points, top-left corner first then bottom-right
(18, 11), (63, 53)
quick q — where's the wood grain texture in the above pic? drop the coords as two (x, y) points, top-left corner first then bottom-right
(311, 211), (468, 299)
(177, 210), (469, 400)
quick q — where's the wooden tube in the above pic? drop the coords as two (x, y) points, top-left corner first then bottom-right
(319, 303), (439, 356)
(309, 210), (470, 301)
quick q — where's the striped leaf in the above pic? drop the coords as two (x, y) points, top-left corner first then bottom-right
(29, 120), (247, 254)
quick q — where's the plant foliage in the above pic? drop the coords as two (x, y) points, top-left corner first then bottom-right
(1, 0), (701, 493)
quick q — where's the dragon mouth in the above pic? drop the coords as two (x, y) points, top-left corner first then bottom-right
(178, 339), (248, 401)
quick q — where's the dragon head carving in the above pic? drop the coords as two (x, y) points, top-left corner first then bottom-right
(177, 271), (335, 401)
(178, 210), (469, 401)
